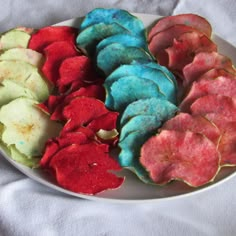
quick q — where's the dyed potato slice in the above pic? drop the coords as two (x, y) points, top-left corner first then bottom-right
(162, 113), (221, 145)
(76, 23), (130, 55)
(140, 130), (220, 187)
(180, 72), (236, 112)
(80, 8), (146, 38)
(190, 94), (236, 122)
(0, 48), (44, 67)
(28, 26), (78, 53)
(120, 98), (178, 127)
(148, 13), (212, 41)
(0, 97), (62, 157)
(97, 43), (152, 75)
(108, 75), (166, 112)
(119, 115), (162, 141)
(104, 63), (177, 104)
(0, 60), (50, 102)
(0, 80), (35, 107)
(96, 34), (148, 54)
(118, 130), (156, 183)
(0, 29), (31, 50)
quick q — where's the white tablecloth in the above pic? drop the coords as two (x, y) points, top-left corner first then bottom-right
(0, 1), (236, 235)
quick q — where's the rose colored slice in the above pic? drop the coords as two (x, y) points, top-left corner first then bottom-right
(42, 41), (81, 85)
(50, 85), (105, 121)
(180, 71), (236, 112)
(62, 97), (110, 132)
(166, 32), (217, 71)
(162, 113), (220, 145)
(28, 26), (78, 52)
(49, 143), (124, 195)
(190, 94), (236, 122)
(140, 130), (220, 187)
(148, 14), (212, 42)
(149, 25), (204, 66)
(182, 52), (236, 87)
(57, 56), (100, 93)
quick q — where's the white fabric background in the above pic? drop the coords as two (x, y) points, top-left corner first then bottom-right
(0, 1), (236, 235)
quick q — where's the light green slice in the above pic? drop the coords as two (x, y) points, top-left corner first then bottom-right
(0, 97), (62, 157)
(0, 79), (35, 107)
(0, 60), (50, 102)
(0, 48), (44, 67)
(0, 29), (31, 50)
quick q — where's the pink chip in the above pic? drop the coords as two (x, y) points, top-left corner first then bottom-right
(140, 130), (220, 187)
(190, 94), (236, 122)
(166, 32), (217, 71)
(162, 113), (221, 145)
(180, 71), (236, 112)
(148, 13), (212, 42)
(182, 52), (236, 87)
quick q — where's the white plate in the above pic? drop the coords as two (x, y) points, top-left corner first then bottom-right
(1, 13), (236, 203)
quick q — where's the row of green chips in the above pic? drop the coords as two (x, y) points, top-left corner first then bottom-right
(0, 28), (61, 167)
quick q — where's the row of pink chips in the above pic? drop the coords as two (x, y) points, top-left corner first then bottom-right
(140, 14), (236, 187)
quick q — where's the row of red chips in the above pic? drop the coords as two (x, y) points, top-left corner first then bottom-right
(28, 26), (124, 194)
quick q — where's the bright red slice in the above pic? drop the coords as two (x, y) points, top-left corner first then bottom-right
(28, 26), (78, 53)
(49, 143), (124, 195)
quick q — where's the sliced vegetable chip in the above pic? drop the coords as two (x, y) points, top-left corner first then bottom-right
(140, 130), (220, 187)
(104, 63), (177, 104)
(162, 113), (221, 145)
(96, 34), (148, 54)
(62, 97), (109, 132)
(190, 94), (236, 122)
(183, 52), (236, 87)
(166, 32), (217, 71)
(180, 73), (236, 112)
(120, 98), (178, 127)
(109, 75), (166, 112)
(80, 8), (146, 38)
(57, 55), (99, 93)
(118, 130), (155, 183)
(42, 41), (81, 85)
(119, 115), (161, 141)
(49, 143), (124, 195)
(28, 26), (78, 52)
(148, 25), (203, 60)
(50, 85), (105, 121)
(76, 22), (130, 55)
(97, 43), (152, 75)
(0, 48), (44, 67)
(148, 13), (212, 41)
(0, 29), (31, 50)
(0, 60), (50, 102)
(0, 97), (62, 157)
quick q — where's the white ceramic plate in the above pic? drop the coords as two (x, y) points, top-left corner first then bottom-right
(1, 13), (236, 203)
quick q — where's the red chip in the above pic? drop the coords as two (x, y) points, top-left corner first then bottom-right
(49, 143), (124, 195)
(182, 52), (236, 87)
(42, 41), (81, 85)
(166, 32), (217, 71)
(140, 130), (220, 187)
(190, 94), (236, 122)
(180, 71), (236, 112)
(162, 113), (221, 145)
(28, 26), (78, 53)
(57, 56), (100, 93)
(62, 97), (110, 132)
(148, 14), (212, 41)
(50, 85), (106, 121)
